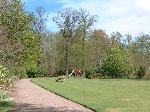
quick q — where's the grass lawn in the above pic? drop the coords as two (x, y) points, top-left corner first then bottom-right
(0, 100), (14, 112)
(31, 78), (150, 112)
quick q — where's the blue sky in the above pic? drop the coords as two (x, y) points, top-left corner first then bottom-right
(22, 0), (150, 36)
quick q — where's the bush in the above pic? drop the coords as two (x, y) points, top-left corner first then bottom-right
(14, 69), (27, 79)
(37, 68), (49, 77)
(25, 64), (38, 78)
(56, 69), (65, 75)
(85, 70), (92, 78)
(100, 47), (133, 78)
(135, 66), (146, 78)
(0, 65), (15, 85)
(0, 94), (8, 100)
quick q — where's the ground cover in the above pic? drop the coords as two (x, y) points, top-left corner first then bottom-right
(31, 78), (150, 112)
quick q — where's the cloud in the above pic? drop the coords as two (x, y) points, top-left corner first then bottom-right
(47, 0), (150, 36)
(136, 0), (150, 11)
(101, 15), (150, 35)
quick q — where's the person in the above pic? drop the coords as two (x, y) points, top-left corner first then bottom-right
(78, 70), (82, 76)
(69, 68), (82, 77)
(74, 68), (78, 77)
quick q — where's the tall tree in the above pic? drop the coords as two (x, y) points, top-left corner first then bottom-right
(34, 6), (47, 70)
(53, 8), (81, 76)
(78, 9), (97, 76)
(0, 0), (42, 77)
(135, 34), (150, 70)
(91, 29), (110, 68)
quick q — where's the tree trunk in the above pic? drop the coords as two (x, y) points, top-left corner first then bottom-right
(82, 34), (85, 76)
(37, 59), (40, 71)
(65, 38), (69, 76)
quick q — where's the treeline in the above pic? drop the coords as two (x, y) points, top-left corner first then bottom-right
(0, 0), (150, 87)
(42, 31), (150, 79)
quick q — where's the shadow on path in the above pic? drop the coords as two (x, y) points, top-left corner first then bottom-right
(12, 103), (83, 112)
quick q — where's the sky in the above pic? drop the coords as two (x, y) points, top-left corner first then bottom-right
(22, 0), (150, 36)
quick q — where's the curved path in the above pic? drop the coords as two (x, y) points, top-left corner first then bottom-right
(13, 79), (92, 112)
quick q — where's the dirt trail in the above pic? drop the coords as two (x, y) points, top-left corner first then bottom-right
(13, 79), (92, 112)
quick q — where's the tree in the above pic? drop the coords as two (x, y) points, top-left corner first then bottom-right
(100, 46), (133, 78)
(78, 9), (97, 76)
(91, 29), (110, 68)
(0, 0), (42, 77)
(53, 8), (81, 76)
(34, 6), (47, 70)
(133, 33), (150, 74)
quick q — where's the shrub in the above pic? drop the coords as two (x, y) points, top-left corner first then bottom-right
(135, 66), (146, 78)
(13, 69), (27, 79)
(37, 68), (49, 77)
(56, 69), (65, 75)
(0, 94), (8, 100)
(25, 64), (38, 78)
(0, 65), (15, 86)
(85, 70), (92, 78)
(100, 46), (133, 78)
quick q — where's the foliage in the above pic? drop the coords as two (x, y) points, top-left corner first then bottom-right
(42, 30), (150, 79)
(1, 0), (150, 80)
(37, 68), (50, 77)
(53, 8), (82, 76)
(0, 94), (8, 100)
(56, 69), (65, 75)
(135, 66), (146, 78)
(0, 0), (42, 79)
(25, 64), (38, 78)
(84, 70), (92, 78)
(77, 9), (97, 76)
(0, 65), (14, 85)
(100, 46), (133, 78)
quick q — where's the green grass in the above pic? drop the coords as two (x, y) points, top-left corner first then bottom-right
(31, 78), (150, 112)
(0, 100), (14, 112)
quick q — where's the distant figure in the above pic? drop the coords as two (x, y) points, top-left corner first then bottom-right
(78, 69), (82, 76)
(74, 68), (78, 77)
(69, 68), (82, 77)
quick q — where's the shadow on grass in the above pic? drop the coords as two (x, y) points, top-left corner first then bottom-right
(12, 103), (84, 112)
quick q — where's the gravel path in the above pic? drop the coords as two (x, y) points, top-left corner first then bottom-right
(13, 79), (93, 112)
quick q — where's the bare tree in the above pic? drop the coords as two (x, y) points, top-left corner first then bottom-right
(53, 8), (80, 76)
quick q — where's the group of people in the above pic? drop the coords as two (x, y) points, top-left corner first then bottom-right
(69, 68), (82, 77)
(56, 68), (82, 82)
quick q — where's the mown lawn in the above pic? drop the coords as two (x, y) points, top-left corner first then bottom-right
(31, 78), (150, 112)
(0, 100), (14, 112)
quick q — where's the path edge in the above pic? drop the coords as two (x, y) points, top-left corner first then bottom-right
(30, 79), (96, 112)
